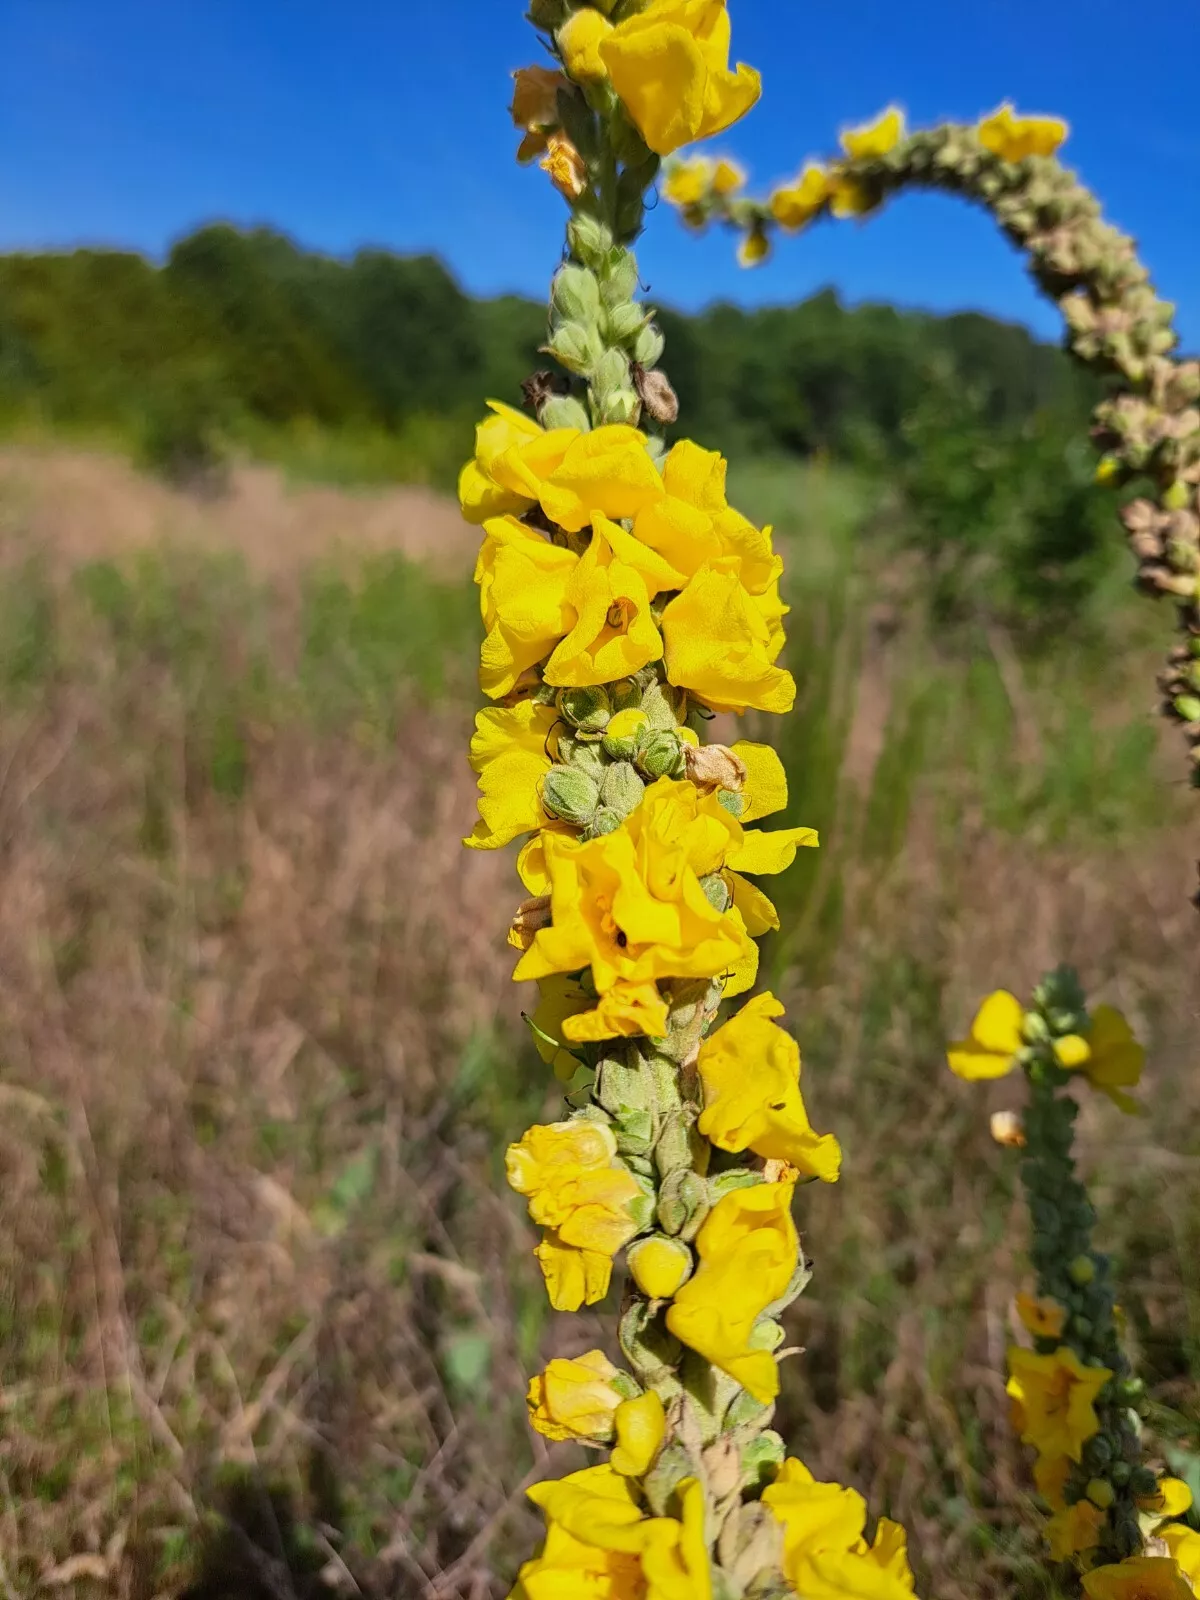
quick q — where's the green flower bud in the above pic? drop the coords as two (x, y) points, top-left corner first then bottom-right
(606, 301), (650, 343)
(656, 1169), (709, 1238)
(633, 323), (666, 368)
(540, 394), (593, 432)
(527, 0), (568, 25)
(1130, 1465), (1159, 1498)
(1118, 1376), (1146, 1403)
(600, 760), (646, 820)
(1188, 636), (1200, 660)
(1022, 1010), (1050, 1043)
(1163, 480), (1191, 511)
(601, 388), (643, 426)
(654, 1111), (698, 1181)
(559, 683), (612, 735)
(609, 677), (642, 712)
(542, 765), (600, 826)
(584, 807), (623, 838)
(638, 729), (685, 780)
(1087, 1478), (1115, 1510)
(708, 1168), (763, 1201)
(567, 213), (616, 270)
(615, 1108), (655, 1156)
(1070, 1255), (1097, 1286)
(592, 347), (632, 403)
(1083, 1434), (1113, 1471)
(551, 264), (602, 328)
(549, 320), (605, 375)
(640, 679), (684, 730)
(1173, 694), (1200, 723)
(699, 873), (732, 913)
(1110, 1461), (1133, 1486)
(600, 250), (640, 307)
(1072, 1315), (1094, 1342)
(626, 1181), (658, 1236)
(596, 1054), (650, 1117)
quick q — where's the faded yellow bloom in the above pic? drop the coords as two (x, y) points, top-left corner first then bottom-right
(763, 1458), (916, 1600)
(534, 1229), (614, 1312)
(1016, 1291), (1068, 1340)
(511, 64), (567, 162)
(947, 990), (1025, 1081)
(527, 1349), (623, 1442)
(507, 1119), (644, 1257)
(770, 164), (830, 230)
(542, 132), (589, 200)
(610, 1391), (666, 1476)
(1006, 1345), (1112, 1462)
(990, 1110), (1026, 1148)
(558, 7), (615, 82)
(978, 103), (1069, 162)
(666, 1180), (798, 1403)
(475, 515), (577, 698)
(840, 106), (906, 160)
(599, 0), (761, 157)
(697, 992), (841, 1180)
(463, 698), (558, 850)
(1083, 1559), (1195, 1600)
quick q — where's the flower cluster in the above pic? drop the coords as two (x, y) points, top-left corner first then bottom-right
(468, 6), (923, 1596)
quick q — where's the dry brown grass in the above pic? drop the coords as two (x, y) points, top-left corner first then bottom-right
(0, 450), (1196, 1600)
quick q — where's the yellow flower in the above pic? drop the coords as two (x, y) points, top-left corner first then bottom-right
(599, 0), (761, 158)
(663, 156), (715, 210)
(840, 106), (906, 160)
(628, 1235), (693, 1300)
(511, 65), (567, 162)
(527, 1349), (624, 1443)
(947, 990), (1025, 1080)
(529, 974), (593, 1082)
(978, 103), (1069, 162)
(770, 164), (830, 230)
(712, 158), (745, 196)
(558, 7), (615, 82)
(1006, 1346), (1112, 1462)
(543, 516), (676, 688)
(1163, 1526), (1200, 1590)
(539, 426), (665, 534)
(1073, 1005), (1146, 1115)
(611, 1391), (666, 1476)
(475, 515), (578, 698)
(464, 698), (558, 851)
(828, 174), (880, 219)
(459, 401), (559, 523)
(542, 131), (589, 200)
(666, 1180), (798, 1403)
(763, 1458), (916, 1600)
(507, 1120), (645, 1256)
(697, 993), (841, 1180)
(1083, 1559), (1196, 1600)
(662, 558), (796, 713)
(513, 778), (758, 1033)
(1046, 1498), (1105, 1561)
(737, 227), (771, 268)
(515, 1467), (712, 1600)
(1034, 1451), (1071, 1511)
(534, 1230), (615, 1311)
(1140, 1478), (1194, 1523)
(1016, 1291), (1068, 1341)
(563, 979), (673, 1044)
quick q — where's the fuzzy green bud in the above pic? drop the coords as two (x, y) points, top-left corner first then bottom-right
(1173, 694), (1200, 723)
(600, 760), (646, 820)
(656, 1169), (709, 1239)
(528, 0), (569, 26)
(591, 347), (631, 403)
(614, 1108), (655, 1156)
(602, 388), (643, 425)
(540, 394), (592, 432)
(606, 302), (649, 344)
(1130, 1465), (1160, 1497)
(1110, 1461), (1133, 1486)
(601, 708), (651, 760)
(549, 320), (605, 375)
(567, 213), (616, 270)
(585, 807), (623, 838)
(551, 264), (602, 328)
(559, 684), (611, 735)
(600, 250), (640, 307)
(654, 1111), (696, 1180)
(633, 323), (666, 368)
(638, 728), (686, 780)
(542, 765), (600, 826)
(1069, 1255), (1097, 1286)
(1087, 1478), (1116, 1509)
(1163, 480), (1192, 511)
(1021, 1010), (1050, 1043)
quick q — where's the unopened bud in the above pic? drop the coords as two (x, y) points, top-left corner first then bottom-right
(656, 1169), (709, 1238)
(600, 760), (645, 820)
(602, 707), (651, 760)
(584, 806), (622, 838)
(1069, 1255), (1097, 1286)
(600, 250), (640, 306)
(633, 322), (666, 370)
(606, 301), (649, 343)
(1164, 480), (1191, 511)
(634, 361), (678, 421)
(567, 212), (615, 269)
(547, 320), (604, 375)
(1087, 1478), (1116, 1509)
(628, 1235), (692, 1299)
(550, 264), (601, 327)
(591, 347), (631, 403)
(1131, 1466), (1160, 1498)
(638, 729), (685, 780)
(682, 742), (748, 793)
(540, 394), (592, 432)
(601, 388), (642, 425)
(990, 1110), (1026, 1148)
(542, 765), (601, 825)
(559, 683), (611, 734)
(1174, 694), (1200, 723)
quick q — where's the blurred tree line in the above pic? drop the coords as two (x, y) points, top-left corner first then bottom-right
(0, 224), (1118, 634)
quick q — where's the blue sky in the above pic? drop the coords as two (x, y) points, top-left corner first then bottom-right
(2, 0), (1198, 346)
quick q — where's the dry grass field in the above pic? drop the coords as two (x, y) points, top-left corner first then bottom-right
(0, 446), (1196, 1599)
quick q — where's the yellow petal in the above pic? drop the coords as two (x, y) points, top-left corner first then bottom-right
(610, 1391), (666, 1477)
(725, 825), (818, 875)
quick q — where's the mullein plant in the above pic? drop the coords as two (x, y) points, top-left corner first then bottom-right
(662, 106), (1200, 802)
(949, 979), (1200, 1599)
(462, 3), (919, 1596)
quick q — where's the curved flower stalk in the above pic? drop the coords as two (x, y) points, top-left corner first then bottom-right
(949, 973), (1200, 1589)
(462, 5), (920, 1596)
(663, 107), (1200, 794)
